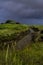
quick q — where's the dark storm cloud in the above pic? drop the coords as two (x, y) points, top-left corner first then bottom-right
(0, 0), (43, 21)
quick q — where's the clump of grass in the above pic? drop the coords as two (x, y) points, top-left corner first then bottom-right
(0, 42), (43, 65)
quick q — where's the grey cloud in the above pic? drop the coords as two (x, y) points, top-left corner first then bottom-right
(0, 0), (43, 22)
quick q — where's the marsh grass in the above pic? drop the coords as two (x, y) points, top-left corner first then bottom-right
(0, 42), (43, 65)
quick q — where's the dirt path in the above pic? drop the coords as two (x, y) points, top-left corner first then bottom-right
(16, 33), (32, 50)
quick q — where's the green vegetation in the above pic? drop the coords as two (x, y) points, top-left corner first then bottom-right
(34, 25), (43, 30)
(0, 42), (43, 65)
(5, 20), (16, 23)
(0, 20), (43, 65)
(0, 24), (28, 34)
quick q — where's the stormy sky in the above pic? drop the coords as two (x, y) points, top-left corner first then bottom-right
(0, 0), (43, 24)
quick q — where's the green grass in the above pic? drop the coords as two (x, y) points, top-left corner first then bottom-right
(0, 24), (29, 43)
(0, 42), (43, 65)
(0, 24), (43, 65)
(0, 24), (29, 35)
(0, 24), (43, 35)
(34, 25), (43, 30)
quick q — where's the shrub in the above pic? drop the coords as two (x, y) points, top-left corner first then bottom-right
(5, 20), (16, 24)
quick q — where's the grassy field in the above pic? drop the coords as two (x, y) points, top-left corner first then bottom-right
(0, 42), (43, 65)
(0, 24), (29, 44)
(0, 24), (43, 35)
(0, 23), (43, 65)
(0, 24), (29, 35)
(34, 25), (43, 30)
